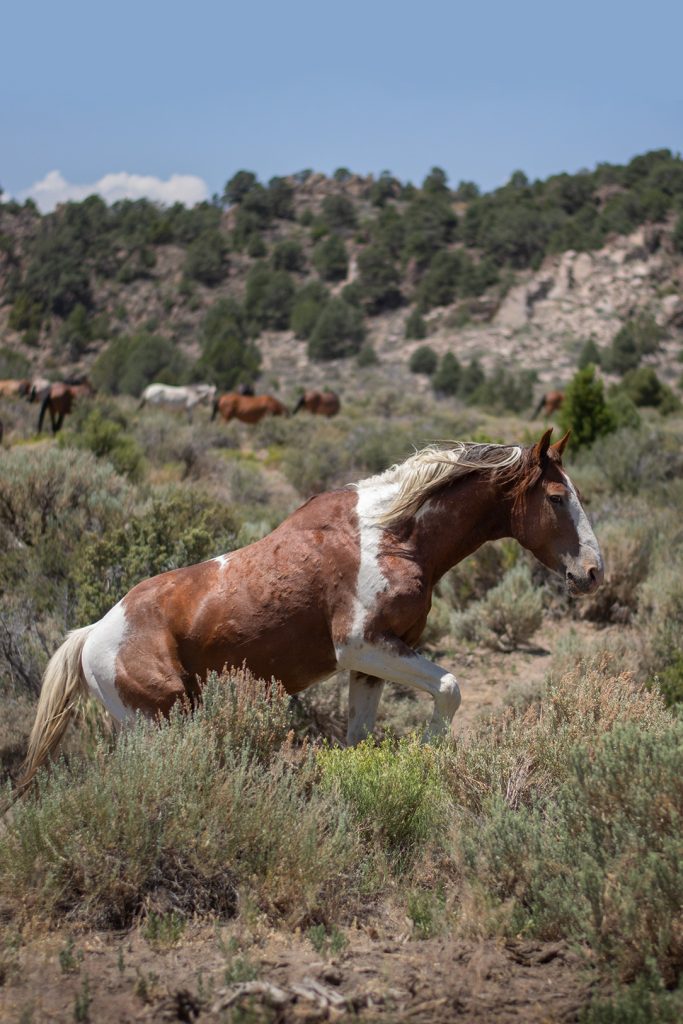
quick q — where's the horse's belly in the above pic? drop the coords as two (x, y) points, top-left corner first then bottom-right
(182, 604), (338, 694)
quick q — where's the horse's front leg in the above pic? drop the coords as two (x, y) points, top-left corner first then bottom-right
(347, 671), (385, 745)
(337, 637), (460, 741)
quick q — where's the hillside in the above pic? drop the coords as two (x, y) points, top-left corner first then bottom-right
(1, 149), (683, 408)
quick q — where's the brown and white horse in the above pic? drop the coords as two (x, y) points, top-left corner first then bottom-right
(212, 392), (289, 424)
(292, 390), (341, 417)
(18, 429), (603, 793)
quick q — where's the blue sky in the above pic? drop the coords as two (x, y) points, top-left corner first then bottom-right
(3, 0), (682, 209)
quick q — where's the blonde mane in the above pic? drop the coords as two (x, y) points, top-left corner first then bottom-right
(357, 441), (524, 526)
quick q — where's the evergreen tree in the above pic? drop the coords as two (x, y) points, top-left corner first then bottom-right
(558, 365), (617, 448)
(432, 352), (462, 395)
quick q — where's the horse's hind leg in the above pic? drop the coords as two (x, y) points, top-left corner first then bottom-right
(82, 604), (190, 723)
(346, 671), (385, 745)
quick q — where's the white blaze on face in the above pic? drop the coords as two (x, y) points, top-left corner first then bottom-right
(562, 470), (604, 575)
(81, 601), (137, 724)
(350, 482), (397, 638)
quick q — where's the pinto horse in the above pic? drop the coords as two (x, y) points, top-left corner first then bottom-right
(212, 392), (289, 424)
(531, 389), (565, 420)
(17, 429), (603, 794)
(38, 381), (94, 435)
(292, 389), (341, 417)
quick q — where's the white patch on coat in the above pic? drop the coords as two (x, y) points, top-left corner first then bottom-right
(81, 602), (137, 724)
(213, 553), (232, 568)
(350, 482), (398, 637)
(562, 471), (604, 570)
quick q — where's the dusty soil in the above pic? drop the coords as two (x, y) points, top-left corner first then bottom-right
(0, 924), (595, 1023)
(0, 619), (609, 1023)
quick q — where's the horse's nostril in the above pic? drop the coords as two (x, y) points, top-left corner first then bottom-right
(588, 567), (597, 582)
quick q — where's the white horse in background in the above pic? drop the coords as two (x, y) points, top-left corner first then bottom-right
(139, 383), (217, 421)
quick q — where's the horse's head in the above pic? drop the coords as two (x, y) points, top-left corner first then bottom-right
(512, 429), (603, 596)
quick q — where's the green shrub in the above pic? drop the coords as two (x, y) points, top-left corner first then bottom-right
(468, 365), (537, 413)
(308, 299), (365, 361)
(356, 343), (379, 367)
(92, 332), (189, 397)
(558, 365), (617, 449)
(183, 229), (228, 285)
(290, 280), (330, 339)
(280, 430), (351, 494)
(223, 170), (258, 205)
(409, 345), (438, 375)
(320, 194), (357, 231)
(0, 346), (30, 378)
(603, 315), (663, 375)
(584, 426), (683, 494)
(356, 244), (402, 312)
(405, 309), (428, 340)
(0, 674), (358, 927)
(245, 263), (295, 331)
(416, 250), (464, 310)
(317, 737), (449, 867)
(58, 406), (144, 481)
(198, 298), (261, 389)
(8, 291), (44, 342)
(453, 563), (542, 650)
(459, 720), (683, 984)
(312, 235), (348, 282)
(271, 238), (305, 273)
(74, 488), (239, 623)
(616, 367), (679, 413)
(582, 982), (683, 1024)
(432, 352), (462, 395)
(578, 518), (654, 624)
(578, 338), (602, 369)
(57, 303), (93, 358)
(403, 193), (457, 267)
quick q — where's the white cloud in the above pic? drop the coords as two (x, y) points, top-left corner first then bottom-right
(17, 169), (210, 212)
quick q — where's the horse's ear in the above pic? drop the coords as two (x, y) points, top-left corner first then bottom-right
(533, 428), (553, 463)
(551, 430), (571, 458)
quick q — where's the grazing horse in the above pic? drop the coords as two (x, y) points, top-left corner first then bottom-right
(292, 389), (341, 417)
(0, 379), (31, 399)
(38, 381), (94, 435)
(139, 382), (216, 420)
(212, 392), (289, 425)
(17, 429), (603, 793)
(531, 390), (565, 420)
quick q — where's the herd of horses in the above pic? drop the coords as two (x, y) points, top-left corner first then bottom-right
(0, 377), (564, 439)
(0, 378), (343, 436)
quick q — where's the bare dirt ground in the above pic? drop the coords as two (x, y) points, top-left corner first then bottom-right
(0, 620), (608, 1023)
(0, 925), (594, 1023)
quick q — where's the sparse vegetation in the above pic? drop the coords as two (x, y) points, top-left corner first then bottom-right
(1, 148), (683, 1019)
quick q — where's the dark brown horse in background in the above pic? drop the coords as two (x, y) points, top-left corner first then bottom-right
(38, 381), (95, 435)
(212, 392), (289, 424)
(292, 389), (341, 417)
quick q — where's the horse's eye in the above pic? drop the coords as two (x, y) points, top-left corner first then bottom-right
(549, 494), (563, 506)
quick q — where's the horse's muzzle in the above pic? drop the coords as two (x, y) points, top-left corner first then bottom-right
(566, 563), (604, 596)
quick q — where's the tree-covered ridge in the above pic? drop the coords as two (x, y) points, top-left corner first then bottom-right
(1, 148), (683, 390)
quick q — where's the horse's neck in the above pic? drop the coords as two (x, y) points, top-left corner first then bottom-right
(411, 475), (513, 583)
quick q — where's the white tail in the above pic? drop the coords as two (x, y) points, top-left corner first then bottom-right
(17, 625), (95, 795)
